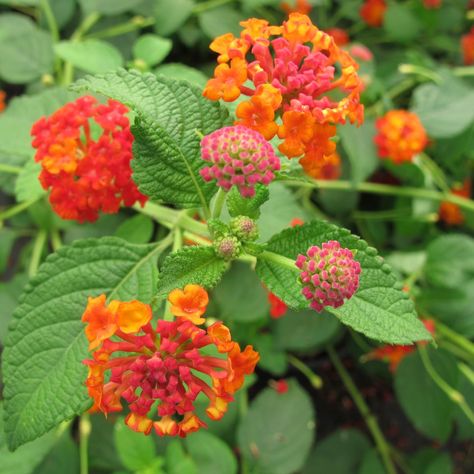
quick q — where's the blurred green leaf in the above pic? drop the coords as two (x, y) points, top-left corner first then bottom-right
(184, 431), (237, 474)
(55, 40), (123, 74)
(114, 418), (158, 471)
(80, 0), (144, 15)
(358, 449), (385, 474)
(0, 13), (54, 84)
(133, 34), (172, 67)
(238, 380), (315, 474)
(384, 3), (421, 42)
(15, 159), (45, 203)
(0, 274), (28, 345)
(165, 440), (198, 474)
(153, 0), (194, 36)
(214, 261), (269, 322)
(395, 349), (459, 441)
(409, 448), (454, 474)
(302, 429), (370, 474)
(115, 214), (154, 244)
(155, 64), (207, 87)
(34, 429), (79, 474)
(198, 6), (244, 38)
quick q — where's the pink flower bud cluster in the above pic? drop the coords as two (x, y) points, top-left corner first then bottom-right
(200, 125), (280, 197)
(296, 241), (361, 312)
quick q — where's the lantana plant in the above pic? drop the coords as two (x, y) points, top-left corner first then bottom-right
(1, 3), (474, 474)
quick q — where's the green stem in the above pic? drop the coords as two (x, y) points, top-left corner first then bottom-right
(29, 229), (47, 277)
(281, 178), (474, 213)
(0, 198), (41, 222)
(259, 250), (297, 273)
(436, 322), (474, 359)
(459, 363), (474, 386)
(192, 0), (233, 14)
(327, 346), (397, 474)
(212, 188), (227, 219)
(163, 229), (183, 321)
(85, 16), (155, 40)
(353, 209), (438, 222)
(454, 66), (474, 76)
(418, 346), (474, 424)
(288, 354), (323, 389)
(0, 163), (22, 174)
(398, 64), (442, 84)
(40, 0), (60, 42)
(439, 340), (474, 364)
(50, 229), (62, 251)
(79, 413), (91, 474)
(417, 153), (451, 195)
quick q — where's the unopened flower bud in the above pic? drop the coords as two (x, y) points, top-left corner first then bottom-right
(230, 216), (259, 241)
(214, 234), (241, 261)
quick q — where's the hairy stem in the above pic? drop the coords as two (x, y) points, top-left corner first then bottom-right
(28, 229), (48, 277)
(288, 354), (323, 389)
(79, 413), (91, 474)
(212, 188), (227, 219)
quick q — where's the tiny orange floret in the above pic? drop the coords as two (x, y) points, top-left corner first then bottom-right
(168, 284), (209, 324)
(236, 97), (278, 140)
(125, 413), (153, 435)
(207, 321), (235, 352)
(81, 295), (118, 350)
(0, 90), (6, 113)
(117, 300), (153, 334)
(278, 111), (315, 158)
(203, 58), (247, 102)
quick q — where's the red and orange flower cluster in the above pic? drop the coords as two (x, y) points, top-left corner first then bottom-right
(31, 96), (147, 223)
(0, 90), (6, 113)
(374, 110), (428, 164)
(439, 179), (471, 226)
(82, 284), (259, 437)
(367, 319), (436, 372)
(423, 0), (442, 8)
(360, 0), (386, 27)
(462, 27), (474, 65)
(203, 14), (364, 180)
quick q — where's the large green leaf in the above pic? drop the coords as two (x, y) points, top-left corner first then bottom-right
(3, 237), (165, 449)
(72, 69), (229, 208)
(394, 349), (459, 441)
(256, 221), (431, 344)
(0, 13), (54, 83)
(79, 0), (144, 15)
(237, 380), (315, 474)
(302, 429), (371, 474)
(156, 246), (228, 298)
(54, 40), (123, 74)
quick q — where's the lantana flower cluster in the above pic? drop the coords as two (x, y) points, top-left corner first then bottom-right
(360, 0), (386, 27)
(374, 110), (428, 164)
(439, 179), (471, 226)
(31, 96), (147, 223)
(203, 13), (364, 180)
(0, 90), (5, 113)
(82, 285), (259, 437)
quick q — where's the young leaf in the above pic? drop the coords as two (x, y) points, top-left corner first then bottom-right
(156, 246), (228, 298)
(226, 185), (269, 219)
(72, 70), (229, 209)
(3, 237), (166, 449)
(237, 380), (315, 474)
(256, 221), (431, 344)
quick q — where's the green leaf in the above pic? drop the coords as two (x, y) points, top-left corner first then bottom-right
(184, 431), (237, 474)
(273, 309), (340, 352)
(115, 214), (154, 244)
(34, 430), (79, 474)
(0, 228), (16, 274)
(302, 429), (371, 474)
(412, 78), (474, 139)
(256, 221), (431, 344)
(409, 448), (454, 474)
(153, 0), (195, 36)
(358, 449), (385, 474)
(227, 185), (270, 219)
(79, 0), (144, 15)
(54, 40), (123, 74)
(383, 3), (421, 42)
(394, 349), (459, 441)
(213, 261), (269, 322)
(3, 237), (165, 449)
(253, 333), (288, 376)
(72, 69), (229, 209)
(165, 440), (198, 474)
(156, 246), (228, 298)
(0, 13), (54, 84)
(132, 114), (216, 209)
(0, 403), (57, 474)
(114, 418), (157, 471)
(237, 380), (315, 474)
(339, 120), (378, 184)
(198, 6), (244, 38)
(133, 34), (172, 67)
(154, 64), (207, 88)
(14, 159), (45, 203)
(0, 274), (28, 345)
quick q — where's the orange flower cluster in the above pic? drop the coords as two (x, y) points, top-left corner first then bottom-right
(439, 179), (471, 226)
(0, 90), (5, 112)
(423, 0), (442, 8)
(374, 110), (428, 164)
(360, 0), (386, 27)
(462, 27), (474, 65)
(203, 14), (364, 180)
(367, 319), (435, 372)
(82, 285), (259, 437)
(31, 96), (147, 222)
(281, 0), (312, 15)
